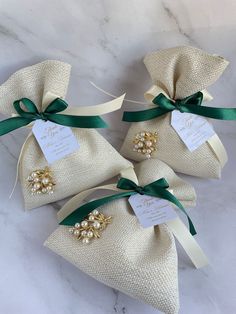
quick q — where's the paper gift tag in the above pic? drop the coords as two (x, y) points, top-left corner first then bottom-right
(128, 194), (177, 228)
(32, 120), (80, 164)
(171, 111), (215, 152)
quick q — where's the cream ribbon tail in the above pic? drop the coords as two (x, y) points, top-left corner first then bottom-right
(43, 90), (126, 115)
(9, 132), (33, 200)
(208, 134), (228, 168)
(63, 93), (126, 116)
(166, 218), (209, 269)
(144, 85), (213, 103)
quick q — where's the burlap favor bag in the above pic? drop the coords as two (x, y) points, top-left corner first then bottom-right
(0, 60), (132, 209)
(120, 46), (230, 178)
(45, 159), (204, 314)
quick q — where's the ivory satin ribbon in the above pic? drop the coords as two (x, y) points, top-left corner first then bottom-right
(57, 166), (208, 269)
(89, 81), (228, 168)
(44, 91), (126, 116)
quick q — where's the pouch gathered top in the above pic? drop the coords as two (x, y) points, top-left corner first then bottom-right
(120, 46), (230, 178)
(0, 60), (132, 209)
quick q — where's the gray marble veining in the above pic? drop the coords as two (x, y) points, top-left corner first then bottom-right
(0, 1), (236, 313)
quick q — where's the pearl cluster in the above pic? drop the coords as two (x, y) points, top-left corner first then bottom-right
(27, 167), (55, 195)
(68, 209), (112, 244)
(133, 131), (158, 158)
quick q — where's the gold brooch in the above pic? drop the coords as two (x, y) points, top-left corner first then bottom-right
(68, 210), (112, 244)
(133, 131), (158, 158)
(27, 167), (55, 195)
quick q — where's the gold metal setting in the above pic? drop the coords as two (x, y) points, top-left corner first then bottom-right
(68, 210), (112, 244)
(133, 131), (158, 158)
(27, 167), (55, 195)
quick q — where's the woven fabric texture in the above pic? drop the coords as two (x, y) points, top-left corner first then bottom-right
(45, 158), (197, 314)
(0, 61), (131, 209)
(120, 46), (229, 178)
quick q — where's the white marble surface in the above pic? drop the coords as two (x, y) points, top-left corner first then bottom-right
(0, 1), (236, 313)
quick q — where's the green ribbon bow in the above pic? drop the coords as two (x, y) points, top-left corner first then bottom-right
(0, 97), (108, 136)
(60, 177), (196, 236)
(122, 91), (236, 122)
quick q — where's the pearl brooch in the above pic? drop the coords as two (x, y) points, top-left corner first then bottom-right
(81, 230), (87, 237)
(82, 238), (90, 244)
(68, 228), (74, 234)
(81, 220), (88, 228)
(87, 231), (94, 238)
(88, 215), (95, 221)
(69, 210), (112, 244)
(27, 167), (55, 196)
(92, 210), (99, 216)
(73, 229), (80, 236)
(133, 131), (158, 158)
(93, 221), (101, 229)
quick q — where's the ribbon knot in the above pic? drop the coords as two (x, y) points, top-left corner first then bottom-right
(0, 97), (108, 136)
(174, 99), (184, 112)
(38, 112), (48, 121)
(60, 177), (196, 236)
(122, 90), (236, 122)
(134, 186), (144, 195)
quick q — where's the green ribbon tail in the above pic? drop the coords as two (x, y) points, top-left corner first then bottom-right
(122, 106), (168, 122)
(122, 90), (236, 122)
(182, 104), (236, 120)
(123, 104), (236, 122)
(60, 186), (196, 236)
(147, 188), (196, 235)
(60, 191), (136, 226)
(0, 117), (33, 136)
(48, 114), (108, 128)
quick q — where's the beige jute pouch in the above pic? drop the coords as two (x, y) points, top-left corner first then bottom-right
(120, 46), (229, 178)
(45, 159), (198, 314)
(0, 60), (132, 209)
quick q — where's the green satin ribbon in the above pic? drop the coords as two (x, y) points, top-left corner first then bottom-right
(0, 97), (108, 136)
(122, 91), (236, 122)
(60, 177), (196, 236)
